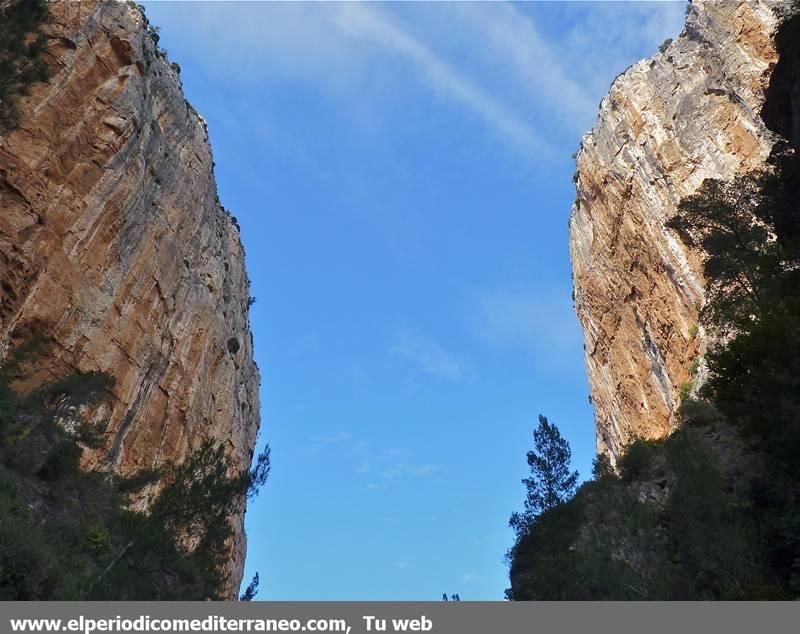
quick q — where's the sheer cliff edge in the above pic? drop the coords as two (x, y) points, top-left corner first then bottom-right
(569, 0), (799, 463)
(0, 0), (260, 596)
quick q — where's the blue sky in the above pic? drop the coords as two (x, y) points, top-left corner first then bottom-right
(142, 1), (686, 600)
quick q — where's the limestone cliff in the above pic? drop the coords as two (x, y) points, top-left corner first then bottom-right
(569, 0), (799, 463)
(0, 0), (260, 595)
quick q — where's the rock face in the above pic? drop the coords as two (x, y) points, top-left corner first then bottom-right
(0, 0), (260, 595)
(569, 0), (798, 463)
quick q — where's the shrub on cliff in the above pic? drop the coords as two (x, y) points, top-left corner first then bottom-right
(668, 149), (800, 469)
(617, 438), (657, 482)
(0, 336), (271, 600)
(507, 149), (800, 600)
(0, 0), (50, 134)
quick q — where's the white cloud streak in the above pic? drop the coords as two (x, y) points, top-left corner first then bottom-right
(441, 2), (598, 134)
(352, 443), (442, 491)
(147, 1), (560, 157)
(147, 0), (685, 162)
(331, 3), (551, 156)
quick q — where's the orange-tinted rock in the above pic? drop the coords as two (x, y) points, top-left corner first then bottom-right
(569, 0), (788, 463)
(0, 0), (260, 596)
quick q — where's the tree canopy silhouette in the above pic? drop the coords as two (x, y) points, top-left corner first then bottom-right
(509, 415), (579, 540)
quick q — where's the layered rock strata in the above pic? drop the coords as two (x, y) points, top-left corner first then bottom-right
(0, 0), (260, 595)
(569, 0), (798, 462)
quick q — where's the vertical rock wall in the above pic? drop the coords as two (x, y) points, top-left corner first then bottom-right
(0, 0), (260, 595)
(569, 0), (793, 462)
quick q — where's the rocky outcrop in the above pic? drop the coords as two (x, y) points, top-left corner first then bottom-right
(569, 0), (798, 462)
(0, 0), (260, 595)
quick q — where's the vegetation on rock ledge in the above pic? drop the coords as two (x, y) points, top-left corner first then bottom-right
(0, 0), (50, 135)
(0, 336), (270, 600)
(507, 148), (800, 600)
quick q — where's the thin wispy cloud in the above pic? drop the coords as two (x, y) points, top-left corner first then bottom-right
(363, 462), (442, 492)
(306, 432), (443, 488)
(332, 3), (551, 156)
(441, 2), (598, 134)
(381, 463), (441, 480)
(304, 430), (355, 458)
(151, 0), (685, 178)
(151, 1), (558, 158)
(389, 329), (472, 384)
(310, 431), (353, 446)
(141, 0), (690, 601)
(352, 443), (442, 492)
(559, 2), (686, 98)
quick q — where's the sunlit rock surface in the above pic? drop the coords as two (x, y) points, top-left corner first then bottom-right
(569, 0), (793, 463)
(0, 0), (260, 595)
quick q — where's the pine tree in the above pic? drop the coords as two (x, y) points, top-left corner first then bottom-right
(240, 573), (259, 601)
(509, 415), (579, 539)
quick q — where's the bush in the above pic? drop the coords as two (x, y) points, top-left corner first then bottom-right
(677, 397), (722, 427)
(0, 0), (51, 134)
(40, 371), (114, 408)
(37, 439), (82, 481)
(591, 453), (615, 480)
(114, 467), (162, 495)
(76, 421), (106, 449)
(508, 148), (800, 600)
(618, 438), (657, 482)
(0, 335), (271, 600)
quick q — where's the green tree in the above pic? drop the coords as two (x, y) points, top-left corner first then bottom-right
(0, 0), (50, 134)
(507, 148), (800, 600)
(666, 172), (775, 334)
(667, 151), (800, 469)
(0, 334), (273, 600)
(239, 573), (259, 601)
(509, 415), (579, 539)
(666, 150), (800, 336)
